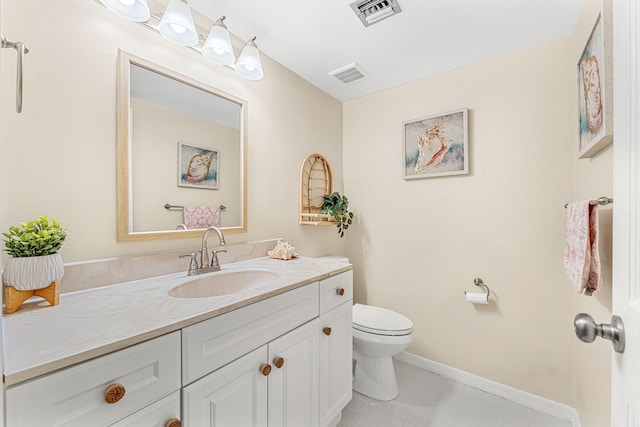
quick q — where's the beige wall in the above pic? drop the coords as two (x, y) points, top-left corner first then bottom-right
(344, 38), (578, 404)
(0, 0), (345, 262)
(571, 0), (613, 425)
(1, 0), (614, 421)
(131, 100), (241, 231)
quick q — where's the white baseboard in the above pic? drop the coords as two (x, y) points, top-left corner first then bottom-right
(394, 351), (581, 427)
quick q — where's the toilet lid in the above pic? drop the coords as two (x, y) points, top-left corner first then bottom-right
(352, 304), (413, 336)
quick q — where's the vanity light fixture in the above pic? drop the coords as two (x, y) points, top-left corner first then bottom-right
(235, 37), (263, 81)
(98, 0), (150, 22)
(158, 0), (198, 46)
(96, 0), (264, 80)
(202, 16), (235, 66)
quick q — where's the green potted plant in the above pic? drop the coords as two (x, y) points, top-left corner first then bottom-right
(2, 215), (69, 291)
(321, 192), (354, 237)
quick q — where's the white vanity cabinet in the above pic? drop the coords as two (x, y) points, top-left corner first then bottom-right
(182, 271), (353, 427)
(5, 332), (181, 427)
(3, 268), (354, 427)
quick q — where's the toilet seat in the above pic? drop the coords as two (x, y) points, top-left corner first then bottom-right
(353, 304), (413, 336)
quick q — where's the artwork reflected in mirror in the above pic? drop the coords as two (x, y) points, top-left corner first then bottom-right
(117, 51), (247, 241)
(178, 143), (219, 190)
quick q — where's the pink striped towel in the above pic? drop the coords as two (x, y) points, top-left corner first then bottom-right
(183, 206), (220, 229)
(562, 201), (601, 295)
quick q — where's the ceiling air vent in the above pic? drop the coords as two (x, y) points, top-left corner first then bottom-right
(350, 0), (402, 27)
(328, 63), (369, 85)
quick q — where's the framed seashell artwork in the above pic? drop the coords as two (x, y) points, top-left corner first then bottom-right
(178, 142), (219, 189)
(576, 6), (613, 159)
(403, 108), (469, 179)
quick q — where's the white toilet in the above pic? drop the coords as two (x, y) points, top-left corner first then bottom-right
(318, 256), (414, 401)
(352, 303), (414, 401)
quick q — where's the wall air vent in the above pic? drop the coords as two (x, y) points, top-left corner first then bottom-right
(350, 0), (402, 27)
(328, 63), (369, 85)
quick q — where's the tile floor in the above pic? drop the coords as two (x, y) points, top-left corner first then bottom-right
(337, 360), (573, 427)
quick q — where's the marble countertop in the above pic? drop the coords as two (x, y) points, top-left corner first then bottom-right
(2, 256), (351, 386)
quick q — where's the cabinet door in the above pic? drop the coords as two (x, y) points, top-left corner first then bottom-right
(319, 301), (353, 427)
(182, 346), (268, 427)
(110, 391), (180, 427)
(268, 319), (320, 427)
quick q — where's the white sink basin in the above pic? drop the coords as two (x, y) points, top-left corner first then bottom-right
(168, 269), (280, 298)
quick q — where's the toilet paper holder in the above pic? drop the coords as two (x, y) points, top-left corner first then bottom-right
(465, 277), (491, 297)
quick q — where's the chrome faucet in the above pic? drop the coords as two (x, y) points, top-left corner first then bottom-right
(179, 226), (227, 276)
(180, 226), (227, 276)
(200, 226), (226, 268)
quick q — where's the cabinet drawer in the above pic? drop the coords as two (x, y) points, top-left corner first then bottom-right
(110, 391), (181, 427)
(6, 332), (181, 427)
(182, 282), (319, 385)
(319, 270), (353, 315)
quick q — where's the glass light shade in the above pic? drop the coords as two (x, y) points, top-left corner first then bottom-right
(100, 0), (150, 22)
(235, 38), (263, 80)
(158, 0), (198, 46)
(202, 18), (235, 66)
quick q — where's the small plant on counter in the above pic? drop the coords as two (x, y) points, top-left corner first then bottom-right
(3, 215), (69, 257)
(2, 216), (69, 311)
(321, 192), (354, 238)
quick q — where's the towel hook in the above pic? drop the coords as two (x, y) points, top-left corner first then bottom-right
(1, 34), (30, 113)
(472, 277), (490, 297)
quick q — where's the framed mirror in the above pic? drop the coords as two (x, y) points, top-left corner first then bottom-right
(116, 50), (247, 241)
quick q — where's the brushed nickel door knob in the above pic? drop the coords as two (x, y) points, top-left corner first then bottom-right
(574, 313), (625, 353)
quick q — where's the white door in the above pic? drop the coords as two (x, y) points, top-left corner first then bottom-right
(611, 0), (640, 424)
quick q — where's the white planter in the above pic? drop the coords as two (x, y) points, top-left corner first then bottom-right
(3, 253), (64, 291)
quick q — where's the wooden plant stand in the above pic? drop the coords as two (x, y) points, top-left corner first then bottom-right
(4, 281), (59, 314)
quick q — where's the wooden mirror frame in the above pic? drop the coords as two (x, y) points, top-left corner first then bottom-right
(116, 50), (248, 241)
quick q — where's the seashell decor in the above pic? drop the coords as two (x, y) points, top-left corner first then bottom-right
(268, 240), (298, 260)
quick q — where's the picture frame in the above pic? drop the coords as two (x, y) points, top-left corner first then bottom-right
(178, 142), (219, 190)
(403, 108), (468, 180)
(577, 8), (613, 159)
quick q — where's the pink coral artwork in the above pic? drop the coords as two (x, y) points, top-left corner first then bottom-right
(403, 108), (468, 179)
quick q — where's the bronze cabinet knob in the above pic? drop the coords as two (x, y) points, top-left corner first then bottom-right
(165, 418), (181, 427)
(273, 357), (285, 369)
(260, 363), (272, 376)
(104, 383), (126, 404)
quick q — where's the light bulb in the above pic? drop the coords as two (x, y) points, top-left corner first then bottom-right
(201, 16), (235, 66)
(170, 23), (187, 34)
(158, 0), (198, 46)
(235, 37), (263, 80)
(99, 0), (150, 22)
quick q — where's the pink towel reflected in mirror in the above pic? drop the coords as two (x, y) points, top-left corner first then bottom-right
(183, 206), (220, 229)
